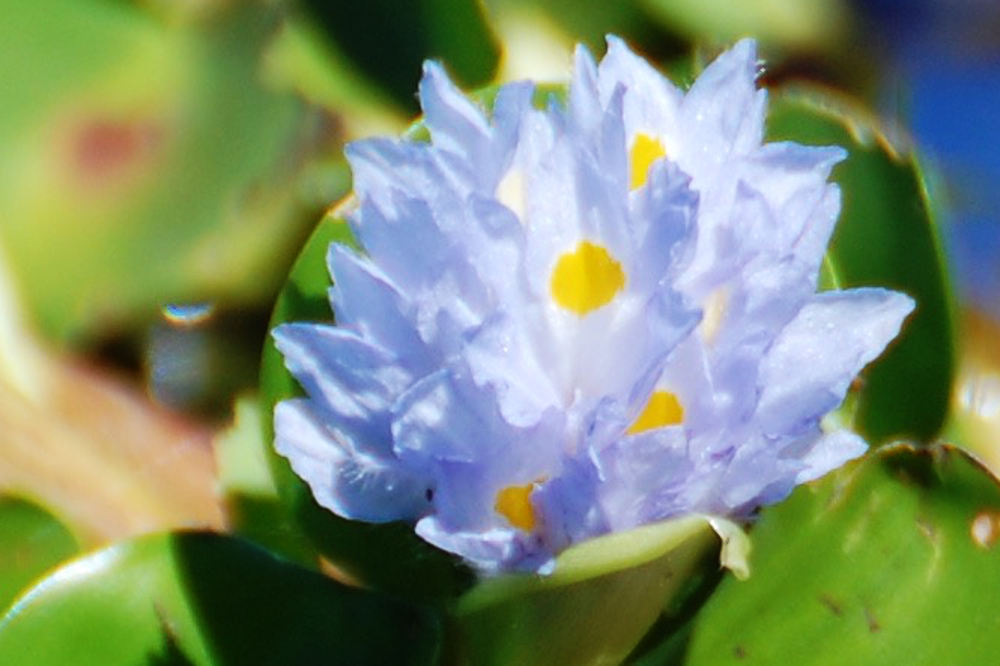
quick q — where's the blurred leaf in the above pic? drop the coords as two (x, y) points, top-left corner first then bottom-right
(767, 87), (957, 443)
(216, 397), (280, 500)
(487, 0), (669, 60)
(640, 0), (849, 51)
(943, 309), (1000, 485)
(676, 444), (1000, 664)
(451, 516), (717, 666)
(0, 353), (223, 545)
(300, 0), (500, 112)
(0, 0), (340, 343)
(259, 212), (475, 604)
(0, 497), (78, 614)
(0, 175), (222, 545)
(0, 531), (441, 665)
(262, 18), (406, 138)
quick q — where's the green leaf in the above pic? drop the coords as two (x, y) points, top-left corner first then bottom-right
(258, 212), (475, 603)
(677, 445), (1000, 664)
(0, 497), (78, 614)
(0, 531), (441, 665)
(767, 88), (957, 443)
(490, 0), (670, 57)
(451, 516), (717, 666)
(300, 0), (500, 112)
(639, 0), (849, 51)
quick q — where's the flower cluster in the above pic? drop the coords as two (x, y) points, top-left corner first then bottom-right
(274, 38), (913, 573)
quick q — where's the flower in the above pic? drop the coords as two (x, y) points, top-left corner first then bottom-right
(273, 38), (914, 573)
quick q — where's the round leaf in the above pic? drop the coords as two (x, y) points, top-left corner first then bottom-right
(0, 531), (441, 665)
(451, 516), (717, 666)
(679, 445), (1000, 664)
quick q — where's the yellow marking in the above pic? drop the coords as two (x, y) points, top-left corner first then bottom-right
(550, 241), (625, 315)
(630, 133), (667, 190)
(628, 391), (684, 434)
(495, 484), (537, 530)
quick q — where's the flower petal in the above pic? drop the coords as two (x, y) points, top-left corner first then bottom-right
(327, 244), (430, 365)
(275, 399), (429, 522)
(681, 38), (766, 169)
(419, 61), (492, 167)
(755, 288), (916, 434)
(274, 323), (412, 456)
(599, 36), (683, 139)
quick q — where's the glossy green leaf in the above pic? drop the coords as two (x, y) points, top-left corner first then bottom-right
(767, 88), (957, 443)
(0, 497), (78, 614)
(450, 516), (717, 666)
(0, 0), (340, 342)
(0, 531), (441, 665)
(672, 444), (1000, 664)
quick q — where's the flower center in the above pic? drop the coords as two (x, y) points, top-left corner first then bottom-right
(550, 241), (626, 315)
(630, 133), (667, 190)
(628, 390), (685, 434)
(495, 484), (537, 530)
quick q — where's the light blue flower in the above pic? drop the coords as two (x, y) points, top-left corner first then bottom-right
(274, 38), (914, 573)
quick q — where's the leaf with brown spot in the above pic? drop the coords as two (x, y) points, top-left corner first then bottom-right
(679, 445), (1000, 664)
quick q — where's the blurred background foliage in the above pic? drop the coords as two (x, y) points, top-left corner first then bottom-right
(3, 0), (1000, 661)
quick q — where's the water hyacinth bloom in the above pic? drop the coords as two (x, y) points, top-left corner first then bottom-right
(273, 38), (914, 573)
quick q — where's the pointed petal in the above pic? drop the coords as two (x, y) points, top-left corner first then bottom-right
(275, 400), (429, 522)
(600, 37), (683, 131)
(681, 39), (766, 165)
(273, 323), (412, 455)
(792, 429), (868, 485)
(327, 244), (431, 367)
(756, 288), (916, 434)
(419, 61), (491, 162)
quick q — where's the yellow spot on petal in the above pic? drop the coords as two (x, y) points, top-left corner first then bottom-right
(628, 391), (684, 434)
(550, 241), (626, 315)
(495, 484), (537, 530)
(630, 133), (667, 190)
